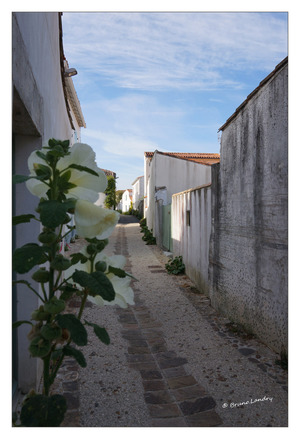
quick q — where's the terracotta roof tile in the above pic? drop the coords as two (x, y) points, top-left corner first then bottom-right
(144, 151), (220, 165)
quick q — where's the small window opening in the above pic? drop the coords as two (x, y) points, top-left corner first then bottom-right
(186, 210), (191, 226)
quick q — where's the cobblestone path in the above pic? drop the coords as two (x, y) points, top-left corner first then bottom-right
(57, 216), (288, 427)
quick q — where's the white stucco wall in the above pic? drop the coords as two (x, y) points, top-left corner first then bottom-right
(122, 190), (132, 212)
(13, 13), (72, 141)
(209, 59), (288, 354)
(145, 152), (212, 236)
(132, 177), (144, 210)
(12, 12), (77, 393)
(172, 185), (211, 294)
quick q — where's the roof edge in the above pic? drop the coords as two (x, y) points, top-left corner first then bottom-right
(218, 56), (288, 132)
(172, 183), (212, 197)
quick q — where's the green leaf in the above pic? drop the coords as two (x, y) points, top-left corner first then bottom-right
(12, 174), (46, 184)
(72, 270), (99, 293)
(58, 171), (77, 193)
(48, 145), (65, 156)
(12, 214), (37, 226)
(48, 138), (58, 148)
(108, 266), (127, 278)
(12, 174), (31, 184)
(68, 163), (99, 177)
(35, 150), (48, 161)
(34, 164), (52, 179)
(44, 297), (65, 315)
(59, 283), (78, 300)
(12, 243), (48, 274)
(48, 138), (70, 152)
(90, 271), (116, 301)
(70, 252), (88, 265)
(108, 265), (137, 280)
(85, 320), (110, 345)
(39, 200), (70, 228)
(64, 197), (77, 213)
(29, 336), (52, 358)
(72, 270), (115, 301)
(63, 345), (87, 367)
(12, 320), (33, 329)
(56, 314), (88, 346)
(20, 394), (67, 427)
(40, 323), (62, 341)
(61, 170), (71, 182)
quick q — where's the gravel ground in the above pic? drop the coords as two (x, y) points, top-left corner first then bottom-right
(78, 219), (288, 427)
(77, 221), (151, 427)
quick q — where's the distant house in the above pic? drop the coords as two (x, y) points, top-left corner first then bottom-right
(12, 12), (85, 400)
(122, 189), (133, 213)
(95, 169), (116, 207)
(144, 150), (220, 249)
(132, 175), (144, 215)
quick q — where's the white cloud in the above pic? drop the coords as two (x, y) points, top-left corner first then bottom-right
(78, 93), (188, 157)
(84, 128), (157, 158)
(62, 12), (287, 91)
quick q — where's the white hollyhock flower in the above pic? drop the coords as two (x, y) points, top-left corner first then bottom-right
(65, 248), (134, 309)
(26, 143), (107, 202)
(74, 199), (120, 240)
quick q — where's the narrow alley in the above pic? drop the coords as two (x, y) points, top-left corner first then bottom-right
(58, 216), (288, 428)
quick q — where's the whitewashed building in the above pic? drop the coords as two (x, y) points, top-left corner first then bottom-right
(132, 175), (144, 211)
(12, 12), (85, 400)
(121, 189), (133, 213)
(144, 151), (220, 248)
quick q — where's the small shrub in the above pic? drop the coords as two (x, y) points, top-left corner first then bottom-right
(140, 218), (146, 227)
(139, 219), (156, 245)
(165, 256), (185, 275)
(141, 227), (156, 245)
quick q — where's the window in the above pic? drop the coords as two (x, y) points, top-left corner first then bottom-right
(186, 210), (191, 226)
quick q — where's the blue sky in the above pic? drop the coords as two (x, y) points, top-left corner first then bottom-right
(61, 11), (288, 191)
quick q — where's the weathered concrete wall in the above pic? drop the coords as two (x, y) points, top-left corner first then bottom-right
(209, 61), (288, 354)
(172, 185), (211, 294)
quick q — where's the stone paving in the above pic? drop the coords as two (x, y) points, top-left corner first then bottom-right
(113, 223), (222, 427)
(54, 215), (288, 427)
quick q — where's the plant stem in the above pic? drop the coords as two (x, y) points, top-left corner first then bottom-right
(78, 289), (89, 321)
(13, 280), (45, 303)
(60, 226), (75, 241)
(41, 283), (48, 302)
(43, 354), (51, 396)
(54, 271), (63, 290)
(53, 274), (74, 293)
